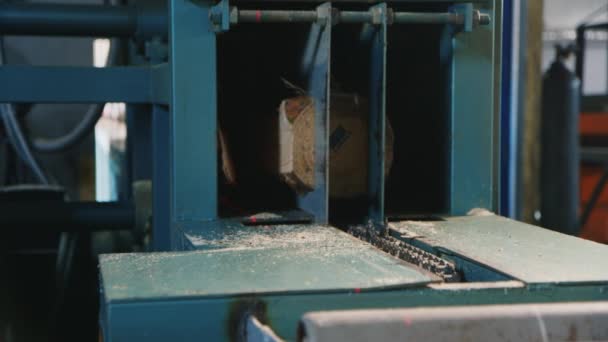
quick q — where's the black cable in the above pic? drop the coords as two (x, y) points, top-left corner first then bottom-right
(32, 104), (105, 153)
(2, 107), (49, 183)
(31, 37), (118, 153)
(0, 38), (49, 184)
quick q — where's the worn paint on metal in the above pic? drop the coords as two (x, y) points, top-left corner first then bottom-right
(390, 214), (608, 284)
(99, 224), (436, 302)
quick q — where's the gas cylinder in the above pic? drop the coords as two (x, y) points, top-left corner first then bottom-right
(540, 44), (580, 235)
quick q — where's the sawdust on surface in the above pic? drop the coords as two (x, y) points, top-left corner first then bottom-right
(186, 225), (361, 252)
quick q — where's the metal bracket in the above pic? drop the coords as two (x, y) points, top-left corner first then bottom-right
(210, 0), (230, 32)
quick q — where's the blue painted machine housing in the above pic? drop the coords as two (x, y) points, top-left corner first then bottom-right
(97, 0), (608, 340)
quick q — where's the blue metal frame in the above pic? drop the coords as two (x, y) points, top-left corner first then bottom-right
(449, 3), (500, 215)
(367, 3), (388, 225)
(152, 105), (171, 251)
(126, 105), (153, 182)
(169, 0), (217, 231)
(95, 2), (608, 341)
(0, 65), (168, 104)
(7, 1), (591, 340)
(297, 2), (332, 224)
(500, 0), (513, 217)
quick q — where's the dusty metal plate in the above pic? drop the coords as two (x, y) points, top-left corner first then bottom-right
(391, 214), (608, 284)
(101, 225), (437, 302)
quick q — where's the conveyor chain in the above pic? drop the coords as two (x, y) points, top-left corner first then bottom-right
(349, 225), (460, 282)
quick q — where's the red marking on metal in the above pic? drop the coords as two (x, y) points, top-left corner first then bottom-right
(250, 216), (257, 223)
(354, 288), (361, 294)
(403, 316), (412, 326)
(256, 10), (262, 22)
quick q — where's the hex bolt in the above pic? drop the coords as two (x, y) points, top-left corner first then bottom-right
(473, 10), (491, 26)
(229, 7), (239, 25)
(479, 13), (491, 25)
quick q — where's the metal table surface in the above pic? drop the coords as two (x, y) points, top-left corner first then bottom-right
(391, 214), (608, 285)
(100, 224), (438, 302)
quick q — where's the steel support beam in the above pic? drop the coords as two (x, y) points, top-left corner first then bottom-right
(0, 2), (166, 38)
(0, 64), (169, 104)
(367, 3), (388, 225)
(0, 201), (134, 232)
(449, 2), (500, 214)
(152, 105), (171, 251)
(296, 2), (332, 223)
(169, 0), (217, 233)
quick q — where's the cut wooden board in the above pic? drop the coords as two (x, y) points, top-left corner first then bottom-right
(274, 92), (393, 198)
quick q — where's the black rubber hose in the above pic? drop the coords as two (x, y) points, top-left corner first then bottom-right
(31, 37), (119, 153)
(0, 104), (49, 184)
(32, 103), (105, 153)
(0, 38), (49, 184)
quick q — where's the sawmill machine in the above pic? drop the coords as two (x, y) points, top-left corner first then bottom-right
(2, 0), (608, 341)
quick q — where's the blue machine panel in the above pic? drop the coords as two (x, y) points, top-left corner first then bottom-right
(391, 214), (608, 284)
(101, 224), (437, 301)
(100, 277), (608, 341)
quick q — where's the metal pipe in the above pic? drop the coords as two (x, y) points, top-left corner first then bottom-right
(0, 4), (487, 35)
(229, 8), (488, 26)
(0, 201), (135, 232)
(0, 3), (166, 38)
(393, 12), (464, 25)
(237, 9), (317, 23)
(339, 11), (371, 24)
